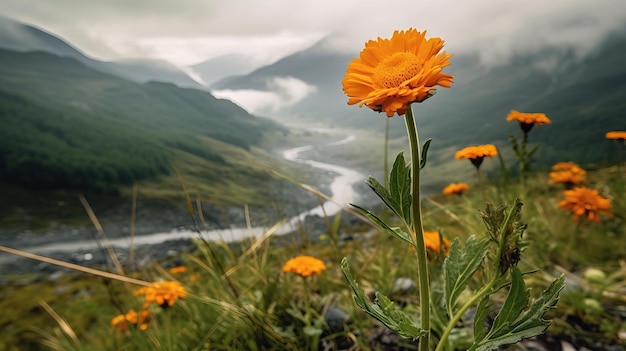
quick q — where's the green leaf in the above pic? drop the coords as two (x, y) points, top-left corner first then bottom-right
(473, 296), (493, 341)
(366, 176), (398, 218)
(488, 268), (529, 339)
(350, 204), (413, 245)
(443, 236), (491, 317)
(420, 138), (432, 170)
(388, 152), (412, 226)
(341, 258), (426, 340)
(469, 271), (565, 351)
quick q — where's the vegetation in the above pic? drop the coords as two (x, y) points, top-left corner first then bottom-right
(0, 161), (623, 350)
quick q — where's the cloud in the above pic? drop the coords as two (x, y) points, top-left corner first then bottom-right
(211, 76), (318, 116)
(1, 0), (625, 67)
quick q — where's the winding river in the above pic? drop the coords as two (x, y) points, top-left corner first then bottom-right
(0, 135), (365, 266)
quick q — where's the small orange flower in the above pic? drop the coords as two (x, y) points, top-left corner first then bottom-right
(282, 255), (327, 277)
(111, 309), (150, 332)
(342, 28), (454, 117)
(455, 144), (498, 169)
(134, 281), (187, 308)
(506, 110), (551, 133)
(410, 231), (451, 255)
(442, 183), (469, 196)
(549, 162), (586, 186)
(168, 266), (187, 274)
(606, 131), (626, 140)
(558, 187), (613, 223)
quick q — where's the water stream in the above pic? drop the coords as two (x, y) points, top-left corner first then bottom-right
(0, 134), (365, 264)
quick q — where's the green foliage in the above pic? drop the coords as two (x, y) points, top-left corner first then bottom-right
(469, 268), (565, 351)
(341, 258), (427, 340)
(443, 236), (490, 317)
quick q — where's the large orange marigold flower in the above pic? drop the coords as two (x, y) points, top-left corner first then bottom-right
(282, 255), (327, 277)
(506, 110), (551, 133)
(606, 131), (626, 140)
(549, 162), (586, 186)
(342, 28), (454, 117)
(455, 144), (498, 169)
(442, 182), (469, 196)
(558, 187), (613, 223)
(134, 281), (187, 308)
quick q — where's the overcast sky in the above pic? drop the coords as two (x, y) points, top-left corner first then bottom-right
(1, 0), (625, 68)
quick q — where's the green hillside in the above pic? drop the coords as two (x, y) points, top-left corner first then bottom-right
(0, 49), (289, 204)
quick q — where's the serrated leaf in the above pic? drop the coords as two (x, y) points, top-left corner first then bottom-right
(488, 267), (530, 339)
(350, 204), (412, 245)
(341, 258), (426, 340)
(469, 272), (565, 351)
(366, 176), (396, 215)
(388, 152), (412, 226)
(420, 138), (432, 170)
(473, 296), (493, 341)
(444, 236), (491, 317)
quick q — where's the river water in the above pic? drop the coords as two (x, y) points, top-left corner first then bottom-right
(0, 134), (366, 270)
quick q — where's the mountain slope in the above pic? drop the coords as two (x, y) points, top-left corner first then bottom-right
(212, 30), (626, 168)
(0, 16), (203, 89)
(0, 48), (287, 203)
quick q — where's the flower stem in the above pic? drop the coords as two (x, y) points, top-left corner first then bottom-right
(435, 277), (497, 351)
(404, 104), (431, 351)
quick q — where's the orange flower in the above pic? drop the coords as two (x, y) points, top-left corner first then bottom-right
(111, 309), (150, 332)
(558, 187), (613, 223)
(342, 28), (453, 117)
(549, 162), (586, 186)
(455, 144), (498, 169)
(168, 266), (187, 274)
(442, 183), (469, 196)
(134, 281), (187, 308)
(410, 231), (451, 255)
(606, 131), (626, 140)
(282, 255), (327, 277)
(506, 110), (551, 133)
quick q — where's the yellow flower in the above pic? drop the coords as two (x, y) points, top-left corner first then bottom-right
(442, 183), (469, 196)
(282, 255), (327, 277)
(168, 266), (187, 274)
(558, 187), (613, 223)
(549, 162), (586, 186)
(111, 309), (150, 332)
(134, 281), (187, 308)
(455, 144), (498, 169)
(342, 28), (454, 117)
(606, 131), (626, 140)
(410, 230), (451, 255)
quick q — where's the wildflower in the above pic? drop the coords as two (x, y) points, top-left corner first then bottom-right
(282, 255), (327, 277)
(410, 230), (451, 255)
(558, 187), (613, 223)
(342, 28), (453, 117)
(549, 162), (587, 186)
(111, 309), (150, 332)
(506, 110), (551, 134)
(168, 266), (187, 274)
(134, 281), (187, 308)
(455, 144), (498, 169)
(605, 131), (626, 140)
(442, 182), (469, 196)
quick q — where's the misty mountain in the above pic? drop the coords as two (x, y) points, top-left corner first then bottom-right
(0, 16), (204, 89)
(0, 48), (286, 199)
(211, 30), (626, 167)
(189, 54), (259, 86)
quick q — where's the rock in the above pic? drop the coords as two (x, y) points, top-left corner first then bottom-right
(324, 304), (351, 333)
(392, 277), (415, 294)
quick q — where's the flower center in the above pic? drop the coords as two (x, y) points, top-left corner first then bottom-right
(372, 52), (422, 88)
